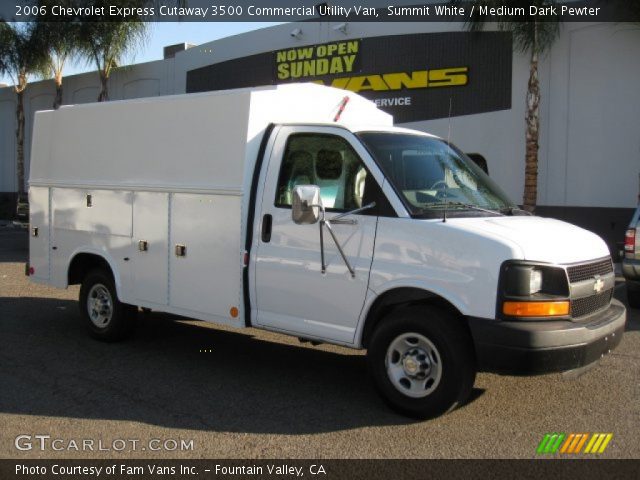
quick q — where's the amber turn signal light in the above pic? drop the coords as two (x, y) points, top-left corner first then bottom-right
(503, 301), (569, 317)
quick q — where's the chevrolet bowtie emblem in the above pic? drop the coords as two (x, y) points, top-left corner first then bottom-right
(593, 275), (604, 294)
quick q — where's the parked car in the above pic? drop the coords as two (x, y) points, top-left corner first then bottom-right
(16, 193), (29, 220)
(623, 205), (640, 308)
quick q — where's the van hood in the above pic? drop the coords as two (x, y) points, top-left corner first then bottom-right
(446, 215), (610, 264)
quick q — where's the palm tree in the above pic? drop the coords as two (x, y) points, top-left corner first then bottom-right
(460, 1), (561, 213)
(78, 2), (149, 102)
(36, 1), (82, 109)
(0, 22), (49, 194)
(48, 25), (77, 109)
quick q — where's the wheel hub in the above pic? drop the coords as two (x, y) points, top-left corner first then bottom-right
(87, 284), (113, 327)
(385, 332), (442, 398)
(402, 348), (431, 378)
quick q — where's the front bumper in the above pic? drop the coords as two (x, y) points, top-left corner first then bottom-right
(468, 299), (626, 374)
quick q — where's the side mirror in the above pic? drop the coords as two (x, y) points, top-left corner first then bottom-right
(292, 185), (322, 225)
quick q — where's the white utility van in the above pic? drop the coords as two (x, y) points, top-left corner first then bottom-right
(27, 84), (626, 418)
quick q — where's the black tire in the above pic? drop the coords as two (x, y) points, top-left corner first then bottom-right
(368, 305), (476, 419)
(79, 269), (137, 342)
(627, 284), (640, 309)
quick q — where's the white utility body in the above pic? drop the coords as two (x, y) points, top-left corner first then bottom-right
(28, 84), (626, 418)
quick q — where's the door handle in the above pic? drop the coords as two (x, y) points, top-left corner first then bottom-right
(328, 218), (357, 225)
(261, 214), (272, 243)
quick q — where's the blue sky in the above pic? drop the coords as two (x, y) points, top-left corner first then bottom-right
(0, 22), (282, 86)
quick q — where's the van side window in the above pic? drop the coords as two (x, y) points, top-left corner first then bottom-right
(275, 134), (370, 212)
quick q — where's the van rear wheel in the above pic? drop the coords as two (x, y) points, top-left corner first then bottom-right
(368, 306), (476, 419)
(79, 269), (136, 341)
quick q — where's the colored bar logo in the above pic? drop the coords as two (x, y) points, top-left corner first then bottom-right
(537, 433), (613, 454)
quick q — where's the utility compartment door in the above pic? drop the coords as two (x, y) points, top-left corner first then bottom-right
(29, 187), (50, 281)
(253, 126), (379, 344)
(169, 193), (243, 325)
(132, 192), (169, 305)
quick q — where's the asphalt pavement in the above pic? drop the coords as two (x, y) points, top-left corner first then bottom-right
(1, 228), (638, 459)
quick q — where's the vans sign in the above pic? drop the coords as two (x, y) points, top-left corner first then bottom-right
(186, 31), (512, 122)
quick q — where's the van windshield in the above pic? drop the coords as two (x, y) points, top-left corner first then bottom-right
(357, 132), (516, 218)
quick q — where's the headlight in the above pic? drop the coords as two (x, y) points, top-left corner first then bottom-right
(499, 262), (570, 319)
(503, 265), (544, 296)
(529, 269), (542, 294)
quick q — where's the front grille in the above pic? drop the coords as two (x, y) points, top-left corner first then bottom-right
(571, 288), (613, 318)
(567, 258), (613, 283)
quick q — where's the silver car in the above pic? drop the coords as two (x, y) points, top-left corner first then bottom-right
(623, 205), (640, 308)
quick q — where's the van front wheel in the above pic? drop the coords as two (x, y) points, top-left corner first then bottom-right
(368, 306), (476, 419)
(79, 269), (136, 342)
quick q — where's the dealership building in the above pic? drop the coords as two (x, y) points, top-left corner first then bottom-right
(0, 20), (638, 253)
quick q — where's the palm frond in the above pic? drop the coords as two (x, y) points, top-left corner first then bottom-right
(455, 0), (562, 54)
(0, 21), (50, 87)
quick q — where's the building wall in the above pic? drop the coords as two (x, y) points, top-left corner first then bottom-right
(1, 21), (638, 251)
(0, 57), (171, 194)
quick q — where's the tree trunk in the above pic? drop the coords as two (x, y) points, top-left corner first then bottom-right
(15, 87), (26, 195)
(53, 75), (63, 110)
(98, 70), (109, 102)
(523, 29), (540, 213)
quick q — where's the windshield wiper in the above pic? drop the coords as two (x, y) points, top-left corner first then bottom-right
(420, 201), (505, 217)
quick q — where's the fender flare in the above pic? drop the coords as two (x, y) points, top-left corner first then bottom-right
(66, 247), (124, 299)
(355, 282), (468, 348)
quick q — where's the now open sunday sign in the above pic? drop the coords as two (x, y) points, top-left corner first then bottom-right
(187, 31), (512, 122)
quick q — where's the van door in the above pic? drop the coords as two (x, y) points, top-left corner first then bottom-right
(132, 191), (169, 306)
(253, 126), (381, 344)
(29, 187), (50, 281)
